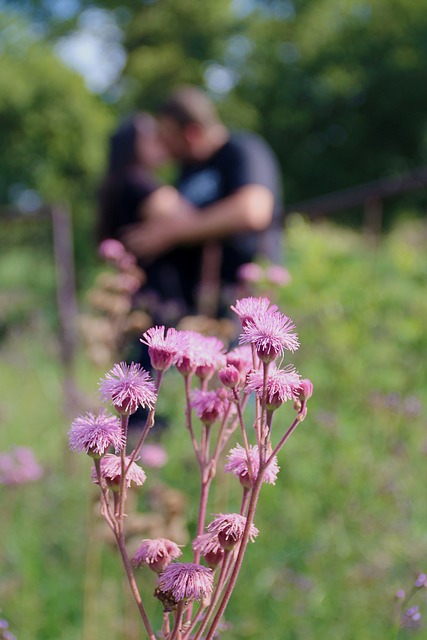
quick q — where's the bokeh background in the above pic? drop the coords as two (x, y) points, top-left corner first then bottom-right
(1, 0), (427, 638)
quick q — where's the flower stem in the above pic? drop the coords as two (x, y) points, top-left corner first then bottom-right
(205, 476), (264, 640)
(169, 600), (185, 640)
(114, 531), (156, 640)
(184, 375), (200, 461)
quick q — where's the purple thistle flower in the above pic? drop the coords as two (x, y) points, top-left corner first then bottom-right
(401, 605), (422, 629)
(237, 262), (264, 284)
(225, 443), (280, 488)
(207, 513), (259, 551)
(415, 573), (427, 588)
(265, 264), (291, 286)
(194, 336), (226, 381)
(139, 443), (168, 468)
(298, 378), (314, 402)
(157, 562), (214, 603)
(68, 409), (124, 457)
(226, 345), (254, 384)
(99, 362), (157, 415)
(191, 389), (228, 425)
(174, 331), (226, 379)
(91, 454), (146, 488)
(245, 365), (301, 410)
(240, 310), (299, 363)
(218, 364), (240, 389)
(132, 538), (182, 573)
(0, 447), (43, 485)
(141, 326), (182, 371)
(98, 238), (126, 262)
(231, 296), (278, 327)
(192, 532), (225, 568)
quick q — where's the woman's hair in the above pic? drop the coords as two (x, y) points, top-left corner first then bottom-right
(97, 113), (155, 241)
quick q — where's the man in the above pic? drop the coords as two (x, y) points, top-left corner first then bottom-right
(122, 86), (283, 317)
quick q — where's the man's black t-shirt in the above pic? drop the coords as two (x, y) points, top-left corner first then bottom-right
(174, 131), (283, 311)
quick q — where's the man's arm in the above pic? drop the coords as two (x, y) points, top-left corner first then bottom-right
(121, 184), (274, 259)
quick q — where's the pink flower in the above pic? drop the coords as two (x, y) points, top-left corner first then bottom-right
(139, 443), (168, 468)
(91, 454), (146, 488)
(226, 345), (254, 383)
(99, 362), (157, 415)
(194, 336), (226, 381)
(132, 538), (182, 573)
(117, 273), (143, 294)
(298, 378), (314, 401)
(225, 443), (280, 488)
(192, 533), (225, 568)
(0, 447), (43, 485)
(265, 264), (291, 286)
(98, 238), (126, 262)
(218, 364), (240, 389)
(174, 331), (226, 379)
(231, 296), (278, 327)
(157, 563), (214, 603)
(141, 326), (182, 371)
(237, 262), (264, 284)
(240, 310), (299, 363)
(206, 513), (259, 551)
(245, 365), (301, 410)
(68, 409), (124, 457)
(191, 389), (227, 425)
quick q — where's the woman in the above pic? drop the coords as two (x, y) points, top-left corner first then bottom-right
(97, 113), (196, 322)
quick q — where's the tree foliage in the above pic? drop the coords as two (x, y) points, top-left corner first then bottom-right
(3, 0), (427, 210)
(0, 12), (113, 248)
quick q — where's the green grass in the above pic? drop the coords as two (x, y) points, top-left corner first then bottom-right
(1, 216), (427, 639)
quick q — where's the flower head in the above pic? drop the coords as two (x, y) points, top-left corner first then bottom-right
(192, 533), (225, 568)
(218, 364), (240, 389)
(156, 563), (213, 605)
(206, 513), (259, 551)
(226, 345), (254, 384)
(0, 447), (43, 485)
(240, 310), (299, 363)
(98, 238), (126, 262)
(91, 454), (146, 488)
(99, 362), (157, 415)
(231, 296), (278, 327)
(401, 606), (422, 629)
(298, 378), (314, 402)
(141, 326), (183, 371)
(98, 239), (136, 271)
(246, 365), (301, 410)
(225, 443), (280, 488)
(191, 389), (228, 425)
(139, 443), (168, 468)
(132, 538), (182, 573)
(174, 331), (226, 379)
(265, 264), (291, 286)
(237, 262), (264, 284)
(415, 573), (427, 588)
(68, 409), (124, 457)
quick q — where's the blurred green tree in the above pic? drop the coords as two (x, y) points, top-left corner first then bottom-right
(4, 0), (427, 211)
(0, 11), (113, 268)
(229, 0), (427, 203)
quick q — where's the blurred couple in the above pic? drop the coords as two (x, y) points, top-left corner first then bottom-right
(97, 86), (283, 326)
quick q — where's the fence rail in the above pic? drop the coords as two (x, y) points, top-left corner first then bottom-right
(285, 165), (427, 234)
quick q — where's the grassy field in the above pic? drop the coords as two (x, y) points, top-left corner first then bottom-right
(1, 216), (427, 639)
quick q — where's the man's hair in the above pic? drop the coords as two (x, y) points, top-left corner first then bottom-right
(158, 86), (220, 130)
